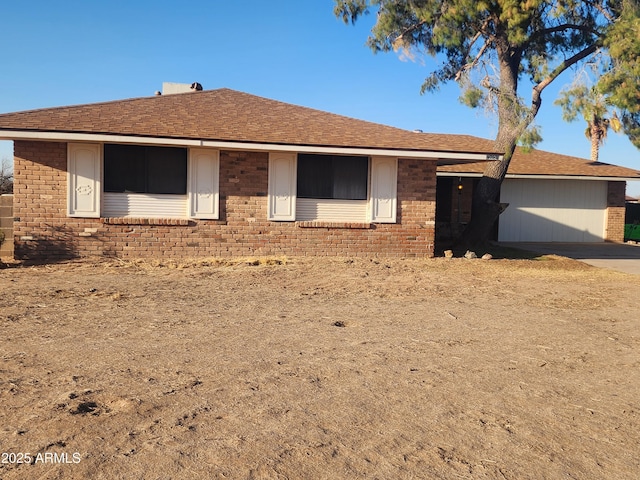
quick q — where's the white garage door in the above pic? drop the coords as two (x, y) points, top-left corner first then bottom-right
(498, 179), (607, 242)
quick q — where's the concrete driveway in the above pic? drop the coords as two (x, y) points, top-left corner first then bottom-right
(503, 242), (640, 275)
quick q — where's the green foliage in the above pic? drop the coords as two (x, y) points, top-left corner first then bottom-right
(334, 0), (637, 150)
(621, 113), (640, 148)
(518, 124), (543, 151)
(335, 0), (639, 243)
(334, 0), (369, 25)
(554, 83), (623, 160)
(556, 85), (584, 121)
(554, 84), (615, 125)
(459, 85), (484, 109)
(598, 0), (640, 148)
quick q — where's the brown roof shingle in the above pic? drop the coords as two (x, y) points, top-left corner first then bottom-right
(2, 88), (636, 179)
(0, 88), (498, 155)
(437, 146), (640, 179)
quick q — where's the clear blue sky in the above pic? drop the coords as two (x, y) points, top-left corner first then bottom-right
(1, 0), (639, 194)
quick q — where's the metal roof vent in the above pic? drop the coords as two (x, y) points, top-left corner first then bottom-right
(161, 82), (204, 95)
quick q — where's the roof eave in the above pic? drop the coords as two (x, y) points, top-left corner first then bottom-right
(0, 130), (503, 162)
(437, 172), (640, 181)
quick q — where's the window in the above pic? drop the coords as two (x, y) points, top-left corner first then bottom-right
(297, 154), (368, 200)
(268, 153), (397, 223)
(67, 143), (220, 220)
(104, 144), (187, 195)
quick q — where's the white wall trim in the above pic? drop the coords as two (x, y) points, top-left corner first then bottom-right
(1, 130), (203, 147)
(437, 172), (640, 182)
(0, 130), (502, 162)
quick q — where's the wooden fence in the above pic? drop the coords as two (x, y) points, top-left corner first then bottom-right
(0, 194), (13, 258)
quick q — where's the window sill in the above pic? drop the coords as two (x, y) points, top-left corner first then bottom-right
(296, 221), (372, 229)
(101, 218), (192, 226)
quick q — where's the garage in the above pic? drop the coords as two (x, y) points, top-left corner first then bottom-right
(436, 145), (639, 246)
(498, 178), (607, 242)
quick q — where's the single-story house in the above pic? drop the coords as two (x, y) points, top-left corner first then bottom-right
(0, 86), (502, 260)
(437, 149), (640, 243)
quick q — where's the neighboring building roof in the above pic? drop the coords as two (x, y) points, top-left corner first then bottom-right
(0, 88), (499, 160)
(438, 145), (640, 180)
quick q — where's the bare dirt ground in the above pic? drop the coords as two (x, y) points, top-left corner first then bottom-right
(1, 254), (639, 479)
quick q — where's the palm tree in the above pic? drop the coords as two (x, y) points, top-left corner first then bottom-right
(555, 84), (622, 162)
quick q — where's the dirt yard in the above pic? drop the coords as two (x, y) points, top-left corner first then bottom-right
(1, 254), (639, 479)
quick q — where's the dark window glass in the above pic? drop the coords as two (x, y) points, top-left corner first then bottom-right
(435, 177), (453, 223)
(297, 154), (368, 200)
(297, 154), (333, 198)
(104, 144), (187, 194)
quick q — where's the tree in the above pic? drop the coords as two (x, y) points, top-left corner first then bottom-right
(334, 0), (640, 248)
(555, 83), (622, 162)
(598, 0), (640, 149)
(0, 157), (12, 195)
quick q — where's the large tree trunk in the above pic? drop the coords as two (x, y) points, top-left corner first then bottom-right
(454, 39), (545, 252)
(454, 140), (517, 251)
(455, 46), (522, 251)
(451, 19), (592, 251)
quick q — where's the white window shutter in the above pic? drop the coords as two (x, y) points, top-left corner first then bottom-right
(189, 148), (220, 219)
(370, 156), (398, 223)
(268, 152), (297, 221)
(68, 143), (101, 218)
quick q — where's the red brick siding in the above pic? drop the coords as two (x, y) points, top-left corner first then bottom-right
(13, 141), (436, 260)
(605, 181), (626, 242)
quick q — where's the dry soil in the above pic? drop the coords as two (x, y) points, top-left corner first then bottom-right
(1, 255), (639, 479)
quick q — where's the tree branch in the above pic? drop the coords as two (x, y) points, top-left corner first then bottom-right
(525, 44), (599, 128)
(455, 38), (492, 81)
(454, 17), (496, 81)
(591, 0), (614, 22)
(527, 23), (601, 46)
(535, 44), (599, 97)
(392, 20), (428, 50)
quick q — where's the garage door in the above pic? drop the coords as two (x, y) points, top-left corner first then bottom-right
(498, 179), (607, 242)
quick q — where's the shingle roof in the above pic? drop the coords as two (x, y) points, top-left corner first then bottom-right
(437, 145), (640, 179)
(0, 88), (498, 155)
(2, 88), (636, 178)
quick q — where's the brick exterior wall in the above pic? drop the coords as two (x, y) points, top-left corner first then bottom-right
(605, 181), (626, 243)
(13, 141), (436, 261)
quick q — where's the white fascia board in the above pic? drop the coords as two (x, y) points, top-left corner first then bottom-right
(0, 130), (502, 162)
(506, 174), (640, 182)
(0, 130), (202, 147)
(200, 139), (501, 161)
(437, 172), (640, 182)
